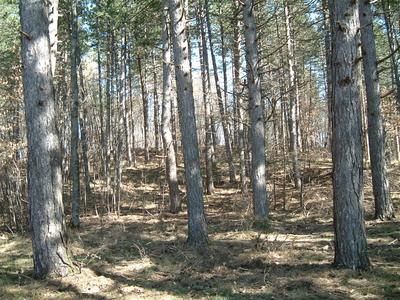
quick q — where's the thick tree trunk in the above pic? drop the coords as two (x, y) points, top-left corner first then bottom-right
(284, 2), (301, 189)
(20, 0), (70, 278)
(359, 0), (394, 220)
(330, 0), (370, 270)
(162, 7), (181, 213)
(197, 3), (215, 195)
(70, 0), (80, 227)
(205, 0), (236, 183)
(168, 0), (208, 247)
(243, 0), (268, 220)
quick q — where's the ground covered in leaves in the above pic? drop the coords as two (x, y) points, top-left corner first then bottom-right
(1, 154), (399, 299)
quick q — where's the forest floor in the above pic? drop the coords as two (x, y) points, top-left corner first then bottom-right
(1, 151), (400, 299)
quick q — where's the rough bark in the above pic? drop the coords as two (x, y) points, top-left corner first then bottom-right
(162, 7), (181, 213)
(243, 0), (268, 220)
(330, 0), (370, 270)
(359, 0), (394, 220)
(168, 0), (208, 247)
(20, 0), (71, 278)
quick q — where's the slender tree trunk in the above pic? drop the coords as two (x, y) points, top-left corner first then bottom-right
(162, 8), (181, 212)
(20, 0), (70, 278)
(197, 3), (214, 195)
(168, 0), (208, 247)
(105, 33), (112, 214)
(138, 56), (150, 162)
(322, 0), (333, 148)
(381, 0), (400, 108)
(122, 30), (132, 164)
(127, 45), (137, 166)
(359, 0), (394, 220)
(205, 0), (236, 183)
(284, 1), (301, 189)
(96, 19), (106, 177)
(153, 53), (161, 151)
(70, 0), (80, 227)
(330, 0), (370, 270)
(78, 59), (91, 199)
(48, 0), (59, 77)
(243, 0), (268, 220)
(233, 0), (247, 193)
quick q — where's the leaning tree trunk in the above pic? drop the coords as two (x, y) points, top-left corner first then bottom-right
(168, 0), (208, 248)
(330, 0), (370, 270)
(162, 7), (181, 213)
(20, 0), (71, 278)
(243, 0), (268, 220)
(70, 0), (80, 227)
(359, 0), (394, 220)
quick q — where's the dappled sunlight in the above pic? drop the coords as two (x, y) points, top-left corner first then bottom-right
(1, 154), (399, 299)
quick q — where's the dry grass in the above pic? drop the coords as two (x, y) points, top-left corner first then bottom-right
(0, 153), (399, 299)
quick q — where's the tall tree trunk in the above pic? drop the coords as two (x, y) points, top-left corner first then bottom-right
(78, 58), (91, 199)
(381, 0), (400, 108)
(359, 0), (394, 220)
(138, 56), (150, 162)
(105, 32), (112, 213)
(153, 53), (161, 151)
(233, 0), (247, 193)
(20, 0), (70, 278)
(168, 0), (208, 248)
(122, 30), (132, 164)
(127, 44), (137, 166)
(70, 0), (80, 227)
(330, 0), (370, 270)
(284, 1), (301, 189)
(48, 0), (59, 77)
(322, 0), (333, 148)
(162, 7), (181, 212)
(205, 0), (236, 183)
(197, 3), (215, 195)
(96, 18), (106, 176)
(243, 0), (268, 220)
